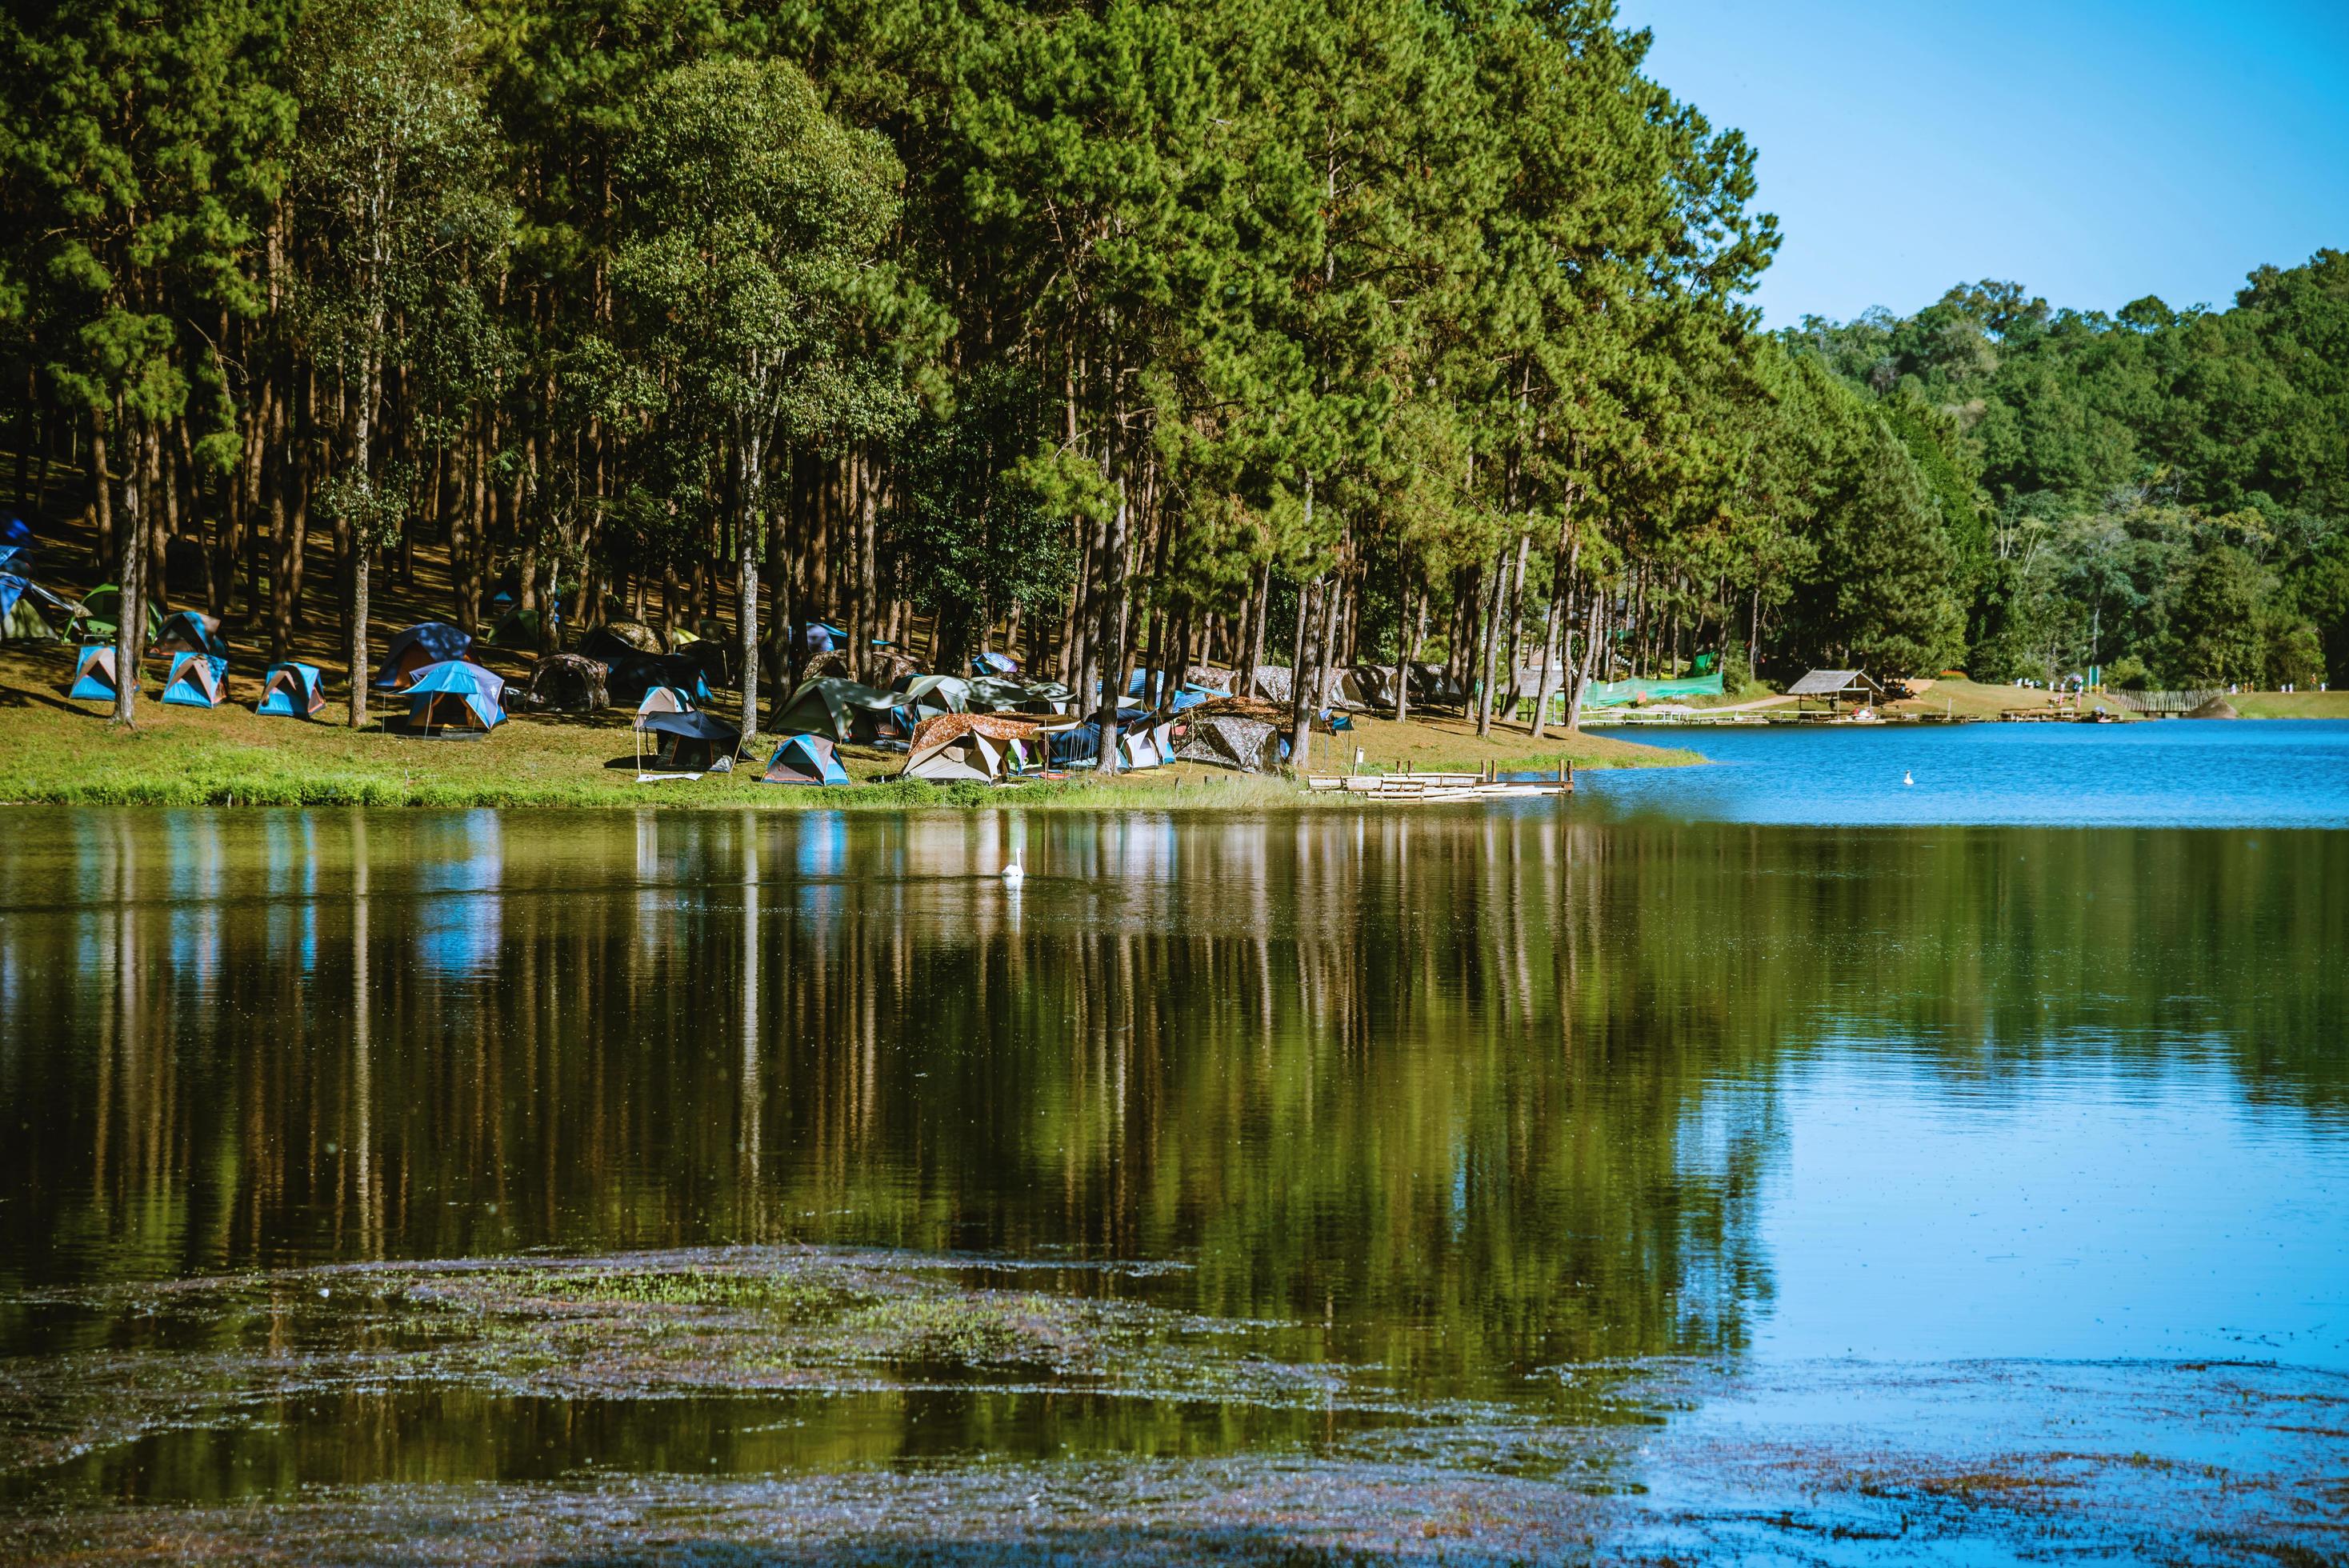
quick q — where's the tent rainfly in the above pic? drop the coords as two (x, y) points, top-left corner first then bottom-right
(898, 673), (971, 719)
(76, 585), (161, 645)
(604, 652), (711, 706)
(68, 644), (125, 702)
(375, 622), (472, 690)
(524, 653), (610, 714)
(162, 652), (228, 708)
(401, 659), (506, 734)
(774, 677), (913, 744)
(1787, 669), (1884, 713)
(580, 622), (664, 662)
(901, 712), (1047, 782)
(490, 606), (554, 649)
(634, 703), (740, 775)
(1167, 697), (1287, 773)
(965, 674), (1075, 714)
(0, 573), (74, 642)
(155, 610), (226, 659)
(763, 733), (851, 786)
(257, 662), (326, 718)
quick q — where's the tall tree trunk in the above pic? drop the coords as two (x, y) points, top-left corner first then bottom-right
(266, 395), (290, 662)
(843, 447), (869, 683)
(1092, 478), (1129, 774)
(347, 347), (378, 731)
(1531, 518), (1580, 742)
(1287, 576), (1318, 768)
(101, 413), (138, 729)
(1287, 477), (1319, 768)
(1475, 546), (1506, 736)
(1244, 557), (1271, 683)
(1393, 570), (1413, 724)
(1567, 586), (1607, 734)
(737, 429), (762, 741)
(1312, 552), (1340, 751)
(1500, 528), (1531, 715)
(1748, 583), (1761, 681)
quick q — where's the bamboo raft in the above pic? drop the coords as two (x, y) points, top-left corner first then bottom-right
(1304, 760), (1573, 802)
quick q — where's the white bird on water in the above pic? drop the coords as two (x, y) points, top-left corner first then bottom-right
(1903, 770), (1914, 787)
(1002, 858), (1026, 884)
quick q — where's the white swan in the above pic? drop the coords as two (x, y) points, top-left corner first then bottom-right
(1902, 770), (1914, 787)
(1002, 859), (1026, 884)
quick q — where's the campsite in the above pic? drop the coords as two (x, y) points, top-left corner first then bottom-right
(0, 498), (1701, 806)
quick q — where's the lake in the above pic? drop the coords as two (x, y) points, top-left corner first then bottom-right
(2, 727), (2345, 1563)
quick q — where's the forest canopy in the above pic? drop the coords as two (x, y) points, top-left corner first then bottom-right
(3, 0), (2343, 753)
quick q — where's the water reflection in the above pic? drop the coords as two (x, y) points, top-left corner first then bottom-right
(0, 808), (2342, 1398)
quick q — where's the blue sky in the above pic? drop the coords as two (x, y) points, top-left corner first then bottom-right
(1614, 0), (2349, 326)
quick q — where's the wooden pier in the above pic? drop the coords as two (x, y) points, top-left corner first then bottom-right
(1305, 759), (1574, 802)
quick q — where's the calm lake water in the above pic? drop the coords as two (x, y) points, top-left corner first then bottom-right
(1581, 715), (2349, 826)
(2, 727), (2345, 1560)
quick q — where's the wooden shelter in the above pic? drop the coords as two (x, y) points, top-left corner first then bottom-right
(1787, 669), (1884, 714)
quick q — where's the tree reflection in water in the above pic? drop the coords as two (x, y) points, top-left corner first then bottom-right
(0, 807), (2340, 1422)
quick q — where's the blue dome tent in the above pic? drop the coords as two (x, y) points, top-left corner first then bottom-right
(762, 732), (851, 786)
(68, 645), (126, 702)
(256, 662), (326, 718)
(401, 659), (506, 734)
(162, 652), (228, 708)
(155, 610), (226, 659)
(375, 622), (472, 690)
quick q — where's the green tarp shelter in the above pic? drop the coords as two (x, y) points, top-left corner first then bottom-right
(1575, 671), (1724, 709)
(773, 677), (913, 744)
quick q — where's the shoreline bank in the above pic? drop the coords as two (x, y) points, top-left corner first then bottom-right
(0, 647), (1694, 810)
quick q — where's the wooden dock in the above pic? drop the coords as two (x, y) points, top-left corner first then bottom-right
(1305, 761), (1573, 802)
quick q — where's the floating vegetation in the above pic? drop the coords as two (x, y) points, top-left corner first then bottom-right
(3, 1251), (2347, 1564)
(0, 1247), (1388, 1476)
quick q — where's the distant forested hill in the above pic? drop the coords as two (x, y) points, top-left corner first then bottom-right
(1784, 254), (2349, 688)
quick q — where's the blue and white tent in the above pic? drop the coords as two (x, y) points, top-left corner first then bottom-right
(257, 662), (326, 718)
(402, 659), (506, 734)
(162, 651), (228, 708)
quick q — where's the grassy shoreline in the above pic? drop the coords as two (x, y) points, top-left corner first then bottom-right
(0, 645), (1692, 810)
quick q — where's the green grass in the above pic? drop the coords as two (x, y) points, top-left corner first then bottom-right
(2227, 689), (2349, 718)
(0, 642), (1693, 810)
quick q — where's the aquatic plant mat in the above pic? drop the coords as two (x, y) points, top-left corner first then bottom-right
(3, 1249), (2343, 1565)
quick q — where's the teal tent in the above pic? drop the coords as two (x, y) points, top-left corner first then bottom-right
(69, 644), (126, 702)
(402, 659), (506, 734)
(155, 610), (226, 658)
(763, 733), (851, 786)
(162, 652), (228, 708)
(257, 662), (326, 718)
